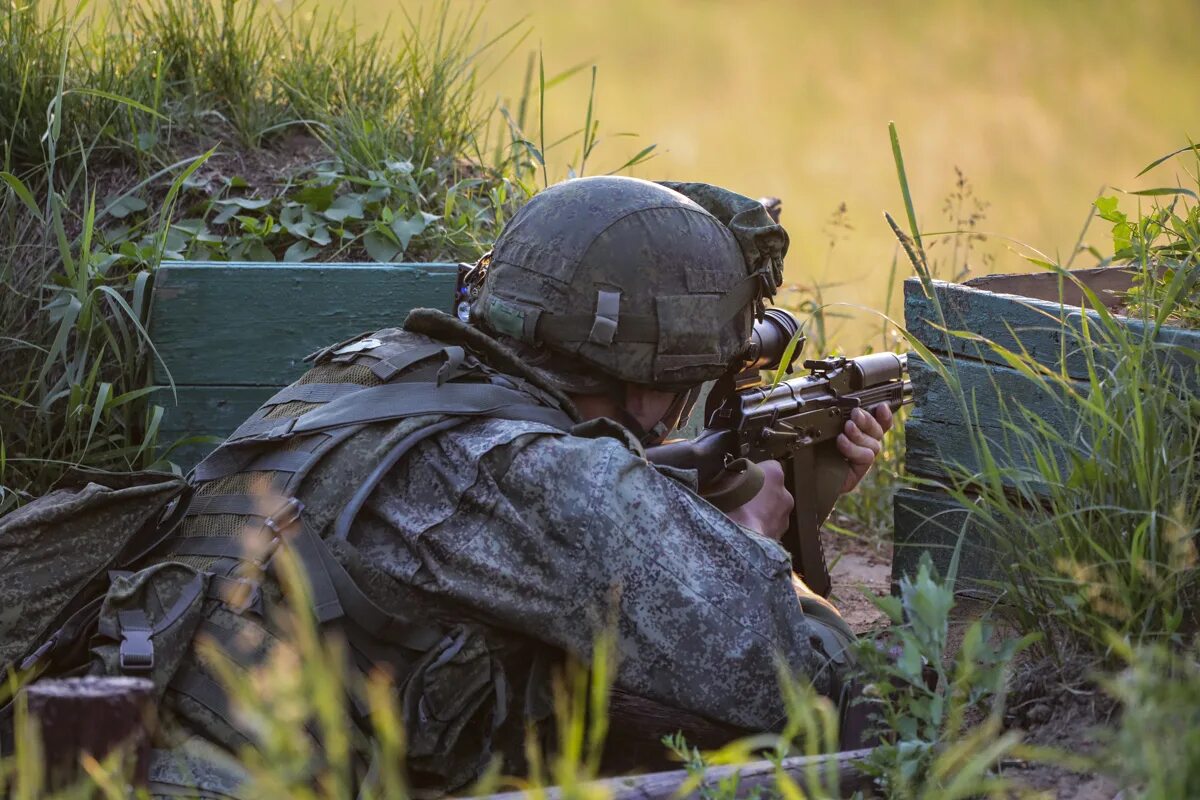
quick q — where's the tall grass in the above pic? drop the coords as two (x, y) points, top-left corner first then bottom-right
(887, 126), (1200, 658)
(0, 0), (652, 510)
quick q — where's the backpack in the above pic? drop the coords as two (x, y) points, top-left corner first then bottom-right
(0, 468), (189, 698)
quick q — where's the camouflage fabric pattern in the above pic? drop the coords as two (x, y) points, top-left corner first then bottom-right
(473, 177), (782, 389)
(102, 314), (855, 796)
(0, 469), (186, 668)
(658, 181), (788, 318)
(353, 406), (855, 732)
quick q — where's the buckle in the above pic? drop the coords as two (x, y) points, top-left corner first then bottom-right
(119, 630), (155, 672)
(213, 576), (263, 616)
(264, 497), (304, 534)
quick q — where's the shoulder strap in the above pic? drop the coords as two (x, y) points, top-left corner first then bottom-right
(227, 381), (573, 444)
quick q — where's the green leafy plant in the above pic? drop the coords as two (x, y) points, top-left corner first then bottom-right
(854, 553), (1037, 799)
(1100, 637), (1200, 799)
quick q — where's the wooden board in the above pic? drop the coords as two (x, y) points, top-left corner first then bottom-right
(150, 262), (459, 386)
(155, 385), (277, 466)
(891, 487), (999, 590)
(895, 266), (1200, 585)
(148, 261), (460, 468)
(904, 276), (1200, 387)
(904, 357), (1077, 482)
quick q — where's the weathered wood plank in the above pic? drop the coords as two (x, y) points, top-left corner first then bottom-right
(908, 356), (1080, 429)
(156, 385), (276, 466)
(482, 748), (879, 800)
(960, 266), (1135, 307)
(904, 356), (1078, 483)
(904, 276), (1200, 386)
(905, 416), (1065, 490)
(24, 677), (156, 791)
(892, 487), (999, 590)
(150, 262), (459, 386)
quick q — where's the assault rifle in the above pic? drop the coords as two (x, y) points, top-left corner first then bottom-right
(645, 309), (913, 597)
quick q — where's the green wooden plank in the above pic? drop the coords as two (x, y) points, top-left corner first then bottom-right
(892, 487), (999, 591)
(909, 357), (1081, 429)
(150, 262), (459, 386)
(904, 276), (1200, 386)
(904, 416), (1064, 490)
(156, 385), (277, 468)
(904, 358), (1078, 484)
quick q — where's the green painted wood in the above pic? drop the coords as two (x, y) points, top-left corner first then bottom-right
(908, 356), (1081, 429)
(892, 487), (999, 591)
(896, 269), (1199, 589)
(150, 262), (459, 386)
(904, 275), (1200, 388)
(156, 385), (277, 467)
(904, 416), (1064, 492)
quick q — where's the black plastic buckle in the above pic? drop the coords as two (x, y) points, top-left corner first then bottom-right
(119, 630), (155, 672)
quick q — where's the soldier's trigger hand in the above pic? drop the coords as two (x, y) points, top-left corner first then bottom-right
(837, 404), (894, 495)
(721, 459), (794, 541)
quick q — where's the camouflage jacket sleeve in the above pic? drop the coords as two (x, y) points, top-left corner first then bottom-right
(355, 418), (855, 732)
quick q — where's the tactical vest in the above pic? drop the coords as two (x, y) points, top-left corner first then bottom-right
(93, 310), (580, 794)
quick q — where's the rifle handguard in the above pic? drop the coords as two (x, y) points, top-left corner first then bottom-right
(700, 458), (765, 512)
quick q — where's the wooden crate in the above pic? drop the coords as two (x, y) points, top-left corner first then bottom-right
(149, 262), (460, 466)
(893, 268), (1200, 587)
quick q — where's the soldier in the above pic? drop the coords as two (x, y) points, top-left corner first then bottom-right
(91, 177), (893, 797)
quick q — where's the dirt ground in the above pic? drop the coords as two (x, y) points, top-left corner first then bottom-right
(821, 529), (1122, 800)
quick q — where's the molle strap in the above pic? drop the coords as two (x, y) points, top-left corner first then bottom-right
(167, 536), (249, 561)
(185, 493), (277, 518)
(289, 381), (575, 434)
(366, 344), (448, 381)
(191, 432), (332, 485)
(588, 289), (621, 345)
(261, 383), (362, 407)
(227, 414), (296, 443)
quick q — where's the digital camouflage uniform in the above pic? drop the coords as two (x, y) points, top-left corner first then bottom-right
(83, 178), (857, 798)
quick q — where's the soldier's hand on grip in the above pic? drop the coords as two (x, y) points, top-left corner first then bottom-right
(722, 459), (794, 541)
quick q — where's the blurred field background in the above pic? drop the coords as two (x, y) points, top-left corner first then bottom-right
(391, 0), (1199, 343)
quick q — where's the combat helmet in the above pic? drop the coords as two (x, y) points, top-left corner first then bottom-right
(468, 176), (788, 393)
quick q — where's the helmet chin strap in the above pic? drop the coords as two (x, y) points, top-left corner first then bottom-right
(607, 385), (696, 447)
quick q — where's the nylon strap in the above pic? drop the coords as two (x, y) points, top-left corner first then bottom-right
(191, 449), (315, 484)
(185, 494), (273, 518)
(537, 311), (658, 343)
(368, 344), (448, 381)
(168, 535), (249, 560)
(262, 382), (362, 406)
(289, 520), (344, 624)
(226, 411), (277, 441)
(312, 535), (444, 651)
(169, 665), (249, 743)
(533, 273), (761, 347)
(225, 382), (572, 443)
(288, 382), (574, 435)
(332, 417), (466, 541)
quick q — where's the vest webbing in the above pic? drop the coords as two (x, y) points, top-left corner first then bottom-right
(120, 330), (576, 760)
